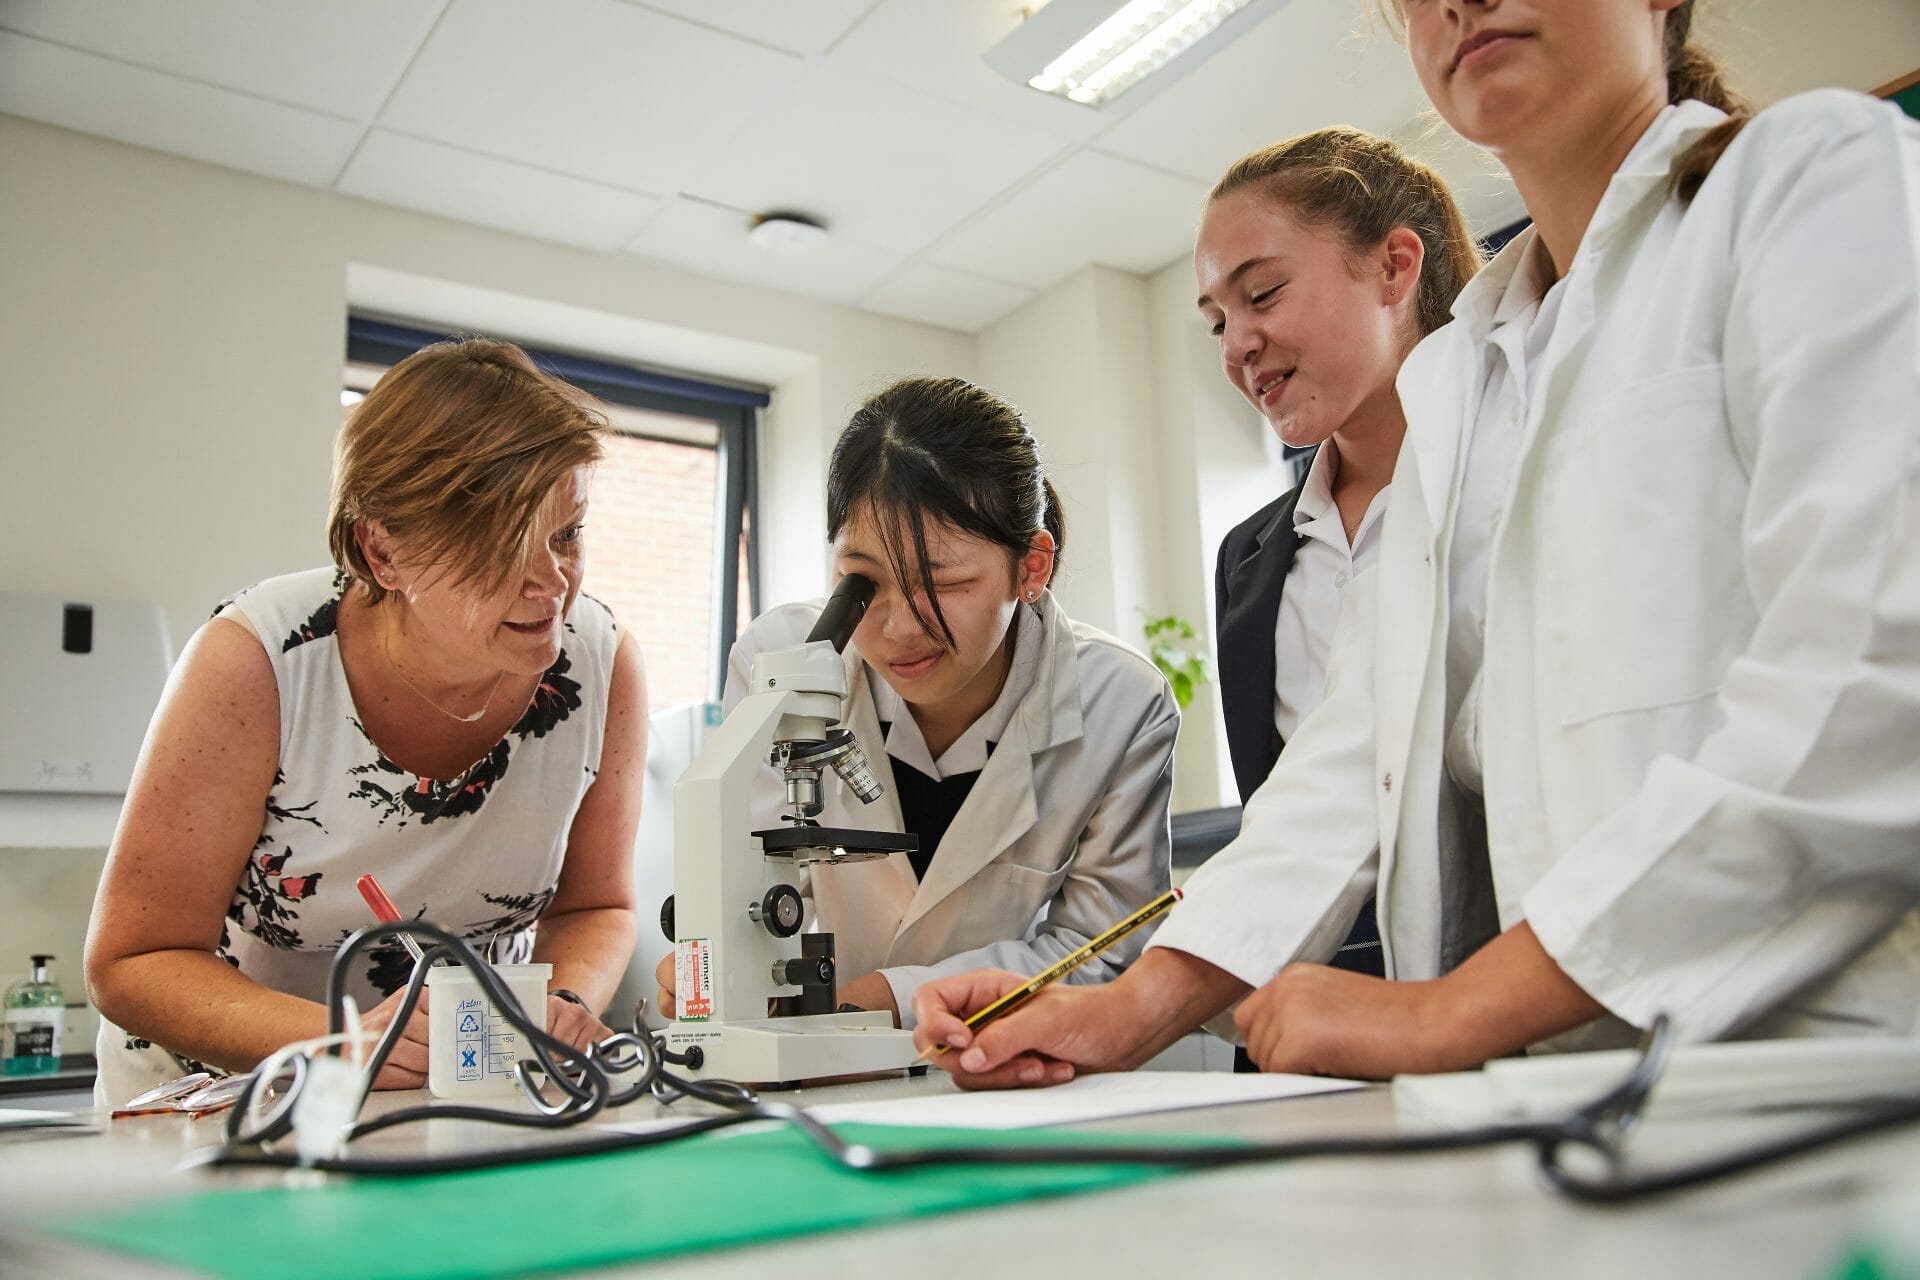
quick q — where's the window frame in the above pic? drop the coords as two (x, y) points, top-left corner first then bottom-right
(344, 316), (764, 700)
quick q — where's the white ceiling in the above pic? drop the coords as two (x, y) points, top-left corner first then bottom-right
(1, 0), (1912, 333)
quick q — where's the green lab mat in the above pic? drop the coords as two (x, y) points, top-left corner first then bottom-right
(47, 1123), (1202, 1279)
(1832, 1246), (1920, 1280)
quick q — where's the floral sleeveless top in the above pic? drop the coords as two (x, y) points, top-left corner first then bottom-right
(95, 568), (617, 1105)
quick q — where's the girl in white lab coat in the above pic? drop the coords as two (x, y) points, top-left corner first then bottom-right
(656, 377), (1177, 1029)
(1204, 128), (1483, 985)
(915, 0), (1920, 1084)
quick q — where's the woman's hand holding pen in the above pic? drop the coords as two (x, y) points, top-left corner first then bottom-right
(359, 985), (432, 1089)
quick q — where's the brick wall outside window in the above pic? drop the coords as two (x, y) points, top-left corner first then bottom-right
(343, 382), (748, 714)
(587, 430), (741, 711)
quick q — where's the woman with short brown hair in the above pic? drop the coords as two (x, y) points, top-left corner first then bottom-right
(86, 337), (647, 1105)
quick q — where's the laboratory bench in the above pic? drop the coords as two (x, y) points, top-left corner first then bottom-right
(2, 1064), (1915, 1279)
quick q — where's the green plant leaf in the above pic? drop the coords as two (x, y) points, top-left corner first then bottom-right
(1140, 609), (1215, 710)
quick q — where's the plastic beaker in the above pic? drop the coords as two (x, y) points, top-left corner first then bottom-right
(423, 963), (551, 1099)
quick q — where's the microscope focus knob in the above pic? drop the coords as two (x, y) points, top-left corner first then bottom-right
(772, 955), (835, 988)
(748, 884), (805, 937)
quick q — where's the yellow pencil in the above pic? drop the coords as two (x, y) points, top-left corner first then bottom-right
(919, 887), (1183, 1061)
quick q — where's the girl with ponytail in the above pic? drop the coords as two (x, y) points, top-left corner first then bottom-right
(1201, 128), (1480, 989)
(656, 377), (1177, 1033)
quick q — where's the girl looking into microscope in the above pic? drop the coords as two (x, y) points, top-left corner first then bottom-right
(655, 376), (1177, 1028)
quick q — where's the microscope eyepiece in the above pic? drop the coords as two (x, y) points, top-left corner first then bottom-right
(805, 573), (877, 653)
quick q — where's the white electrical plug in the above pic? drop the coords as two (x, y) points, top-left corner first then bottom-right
(291, 1052), (363, 1166)
(289, 996), (370, 1166)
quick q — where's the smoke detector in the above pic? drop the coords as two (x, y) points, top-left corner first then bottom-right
(746, 212), (829, 255)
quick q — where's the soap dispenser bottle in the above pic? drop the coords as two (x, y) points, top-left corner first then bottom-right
(3, 954), (64, 1076)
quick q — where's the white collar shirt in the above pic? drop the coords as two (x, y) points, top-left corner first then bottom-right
(1443, 236), (1572, 795)
(867, 601), (1044, 780)
(1273, 441), (1388, 743)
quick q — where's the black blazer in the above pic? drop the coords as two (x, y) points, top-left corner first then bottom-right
(1214, 486), (1308, 804)
(1213, 467), (1384, 980)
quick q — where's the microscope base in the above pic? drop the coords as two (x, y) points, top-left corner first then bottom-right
(664, 1011), (920, 1086)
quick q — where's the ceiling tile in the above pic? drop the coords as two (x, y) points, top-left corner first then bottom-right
(1097, 0), (1428, 184)
(681, 65), (1067, 256)
(859, 262), (1035, 333)
(379, 0), (804, 193)
(0, 0), (444, 118)
(824, 0), (1113, 142)
(623, 196), (904, 307)
(338, 130), (661, 252)
(0, 33), (363, 186)
(928, 150), (1207, 289)
(624, 0), (874, 56)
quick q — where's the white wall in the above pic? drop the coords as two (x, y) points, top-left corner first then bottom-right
(977, 260), (1292, 813)
(0, 114), (974, 653)
(0, 112), (1259, 833)
(0, 115), (982, 976)
(1145, 257), (1297, 811)
(0, 122), (1273, 1062)
(977, 266), (1165, 640)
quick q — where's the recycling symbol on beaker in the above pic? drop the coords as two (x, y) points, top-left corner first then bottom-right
(459, 1013), (481, 1033)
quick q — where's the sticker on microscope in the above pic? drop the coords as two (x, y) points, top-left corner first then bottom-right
(678, 938), (713, 1021)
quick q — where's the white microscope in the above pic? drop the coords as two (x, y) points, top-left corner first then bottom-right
(660, 574), (923, 1085)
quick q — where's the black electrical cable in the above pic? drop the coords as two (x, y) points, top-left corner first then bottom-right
(202, 948), (1920, 1207)
(334, 924), (614, 1134)
(1536, 1093), (1920, 1205)
(211, 919), (756, 1162)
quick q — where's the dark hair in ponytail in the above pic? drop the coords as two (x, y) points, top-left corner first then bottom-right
(827, 376), (1064, 651)
(1665, 1), (1754, 202)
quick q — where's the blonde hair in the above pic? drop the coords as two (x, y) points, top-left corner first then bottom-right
(327, 337), (606, 602)
(1211, 127), (1482, 338)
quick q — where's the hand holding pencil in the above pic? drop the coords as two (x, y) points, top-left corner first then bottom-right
(910, 888), (1183, 1088)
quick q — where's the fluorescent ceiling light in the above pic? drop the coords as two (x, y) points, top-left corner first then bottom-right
(1024, 0), (1257, 106)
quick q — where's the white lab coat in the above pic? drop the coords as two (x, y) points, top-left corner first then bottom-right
(726, 592), (1177, 1027)
(1152, 92), (1920, 1049)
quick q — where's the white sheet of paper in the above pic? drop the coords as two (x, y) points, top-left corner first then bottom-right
(0, 1108), (83, 1128)
(805, 1071), (1365, 1130)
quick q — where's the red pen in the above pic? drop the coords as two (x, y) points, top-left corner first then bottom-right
(356, 873), (427, 965)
